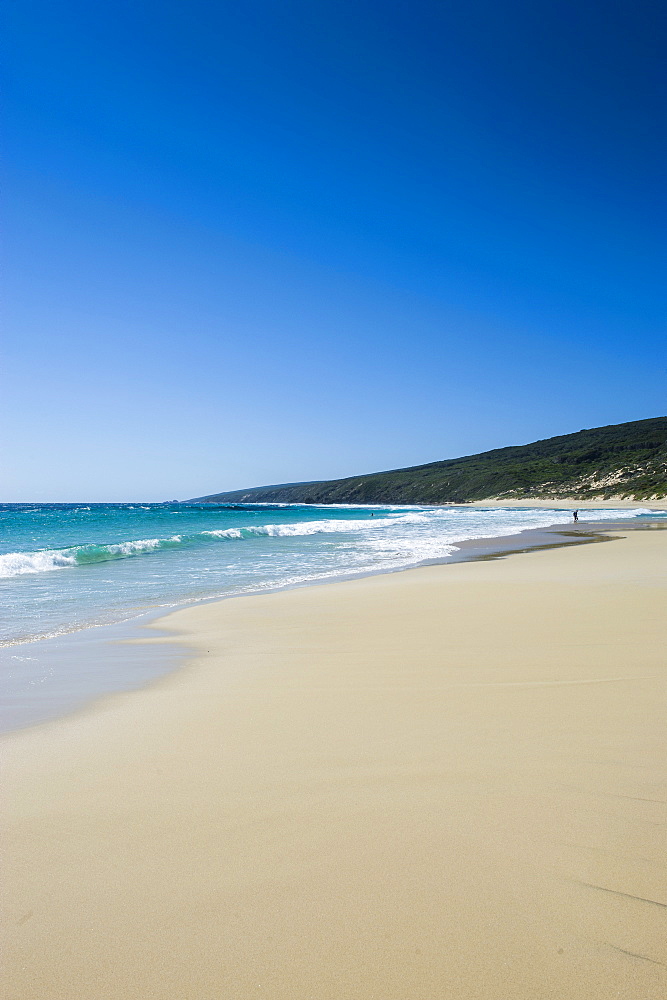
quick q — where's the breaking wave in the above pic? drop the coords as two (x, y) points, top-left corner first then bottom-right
(0, 518), (387, 578)
(0, 536), (184, 578)
(0, 506), (654, 580)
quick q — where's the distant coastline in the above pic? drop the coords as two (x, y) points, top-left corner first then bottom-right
(190, 416), (667, 506)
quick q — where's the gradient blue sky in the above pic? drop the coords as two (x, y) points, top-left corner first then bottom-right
(3, 0), (665, 500)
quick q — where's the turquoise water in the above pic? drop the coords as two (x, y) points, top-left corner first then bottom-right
(1, 501), (658, 647)
(1, 501), (662, 732)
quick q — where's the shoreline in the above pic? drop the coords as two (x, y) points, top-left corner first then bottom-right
(466, 497), (667, 509)
(3, 522), (666, 998)
(2, 513), (662, 736)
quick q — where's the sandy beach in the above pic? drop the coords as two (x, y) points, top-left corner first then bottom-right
(468, 497), (667, 509)
(3, 526), (666, 999)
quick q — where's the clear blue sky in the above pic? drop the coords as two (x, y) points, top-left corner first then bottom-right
(2, 0), (665, 500)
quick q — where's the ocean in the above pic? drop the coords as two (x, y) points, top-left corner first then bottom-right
(0, 501), (660, 730)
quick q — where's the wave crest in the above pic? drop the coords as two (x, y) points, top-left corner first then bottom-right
(0, 536), (183, 578)
(0, 506), (652, 579)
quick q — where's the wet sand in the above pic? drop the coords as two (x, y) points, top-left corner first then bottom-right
(3, 527), (666, 998)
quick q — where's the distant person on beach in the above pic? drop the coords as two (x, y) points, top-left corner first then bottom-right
(573, 510), (579, 521)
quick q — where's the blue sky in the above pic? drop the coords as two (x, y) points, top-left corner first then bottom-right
(2, 0), (665, 500)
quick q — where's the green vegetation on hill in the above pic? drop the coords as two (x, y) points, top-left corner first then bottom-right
(191, 417), (667, 504)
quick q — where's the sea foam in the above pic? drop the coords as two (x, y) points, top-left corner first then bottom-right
(0, 536), (183, 577)
(0, 506), (653, 579)
(0, 502), (659, 651)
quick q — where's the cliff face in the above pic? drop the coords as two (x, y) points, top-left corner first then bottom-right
(191, 417), (667, 505)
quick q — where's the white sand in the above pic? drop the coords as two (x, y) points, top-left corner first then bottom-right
(468, 498), (666, 509)
(3, 527), (666, 998)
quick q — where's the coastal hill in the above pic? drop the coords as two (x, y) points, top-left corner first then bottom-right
(191, 416), (667, 504)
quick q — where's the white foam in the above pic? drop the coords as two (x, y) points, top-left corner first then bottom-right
(0, 549), (79, 577)
(0, 507), (651, 585)
(202, 528), (243, 539)
(0, 535), (185, 578)
(102, 536), (182, 556)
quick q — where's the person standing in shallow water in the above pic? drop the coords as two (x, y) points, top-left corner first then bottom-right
(573, 510), (579, 521)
